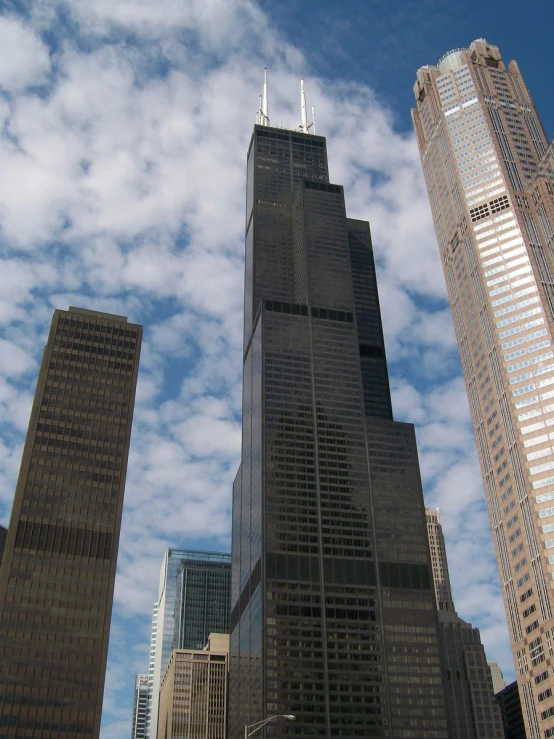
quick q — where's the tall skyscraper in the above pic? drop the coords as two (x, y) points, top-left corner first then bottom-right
(412, 38), (554, 737)
(426, 507), (504, 737)
(147, 549), (231, 739)
(229, 101), (450, 737)
(0, 306), (142, 739)
(131, 674), (149, 739)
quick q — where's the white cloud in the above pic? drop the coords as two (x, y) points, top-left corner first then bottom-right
(0, 16), (50, 93)
(0, 0), (516, 734)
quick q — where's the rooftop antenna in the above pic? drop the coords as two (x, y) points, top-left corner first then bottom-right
(299, 79), (315, 134)
(257, 68), (270, 126)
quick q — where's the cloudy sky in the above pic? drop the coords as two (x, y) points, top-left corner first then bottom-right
(0, 0), (553, 736)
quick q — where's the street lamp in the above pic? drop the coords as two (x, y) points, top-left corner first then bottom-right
(244, 714), (296, 739)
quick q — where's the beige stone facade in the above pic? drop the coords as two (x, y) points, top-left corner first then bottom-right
(413, 39), (554, 738)
(158, 634), (229, 739)
(426, 507), (456, 612)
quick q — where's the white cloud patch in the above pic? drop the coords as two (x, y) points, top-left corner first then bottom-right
(0, 15), (51, 93)
(0, 0), (515, 734)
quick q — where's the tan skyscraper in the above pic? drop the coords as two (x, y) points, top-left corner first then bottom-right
(413, 39), (554, 738)
(0, 307), (142, 738)
(157, 634), (229, 739)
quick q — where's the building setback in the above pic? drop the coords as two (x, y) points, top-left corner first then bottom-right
(147, 550), (231, 739)
(412, 38), (554, 737)
(157, 634), (229, 739)
(229, 108), (449, 737)
(132, 674), (149, 739)
(0, 306), (142, 739)
(426, 507), (504, 737)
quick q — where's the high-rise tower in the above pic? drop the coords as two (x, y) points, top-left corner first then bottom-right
(412, 39), (554, 737)
(131, 674), (149, 739)
(229, 90), (450, 738)
(425, 507), (504, 738)
(147, 549), (231, 739)
(0, 306), (142, 738)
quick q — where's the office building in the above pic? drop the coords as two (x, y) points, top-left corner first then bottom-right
(0, 524), (7, 566)
(426, 506), (456, 612)
(145, 603), (158, 739)
(426, 507), (504, 737)
(490, 662), (508, 694)
(148, 550), (231, 739)
(132, 674), (149, 739)
(229, 94), (449, 737)
(157, 634), (229, 739)
(497, 680), (526, 739)
(412, 38), (554, 737)
(0, 306), (142, 738)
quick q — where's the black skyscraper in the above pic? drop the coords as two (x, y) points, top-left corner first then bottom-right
(229, 120), (450, 738)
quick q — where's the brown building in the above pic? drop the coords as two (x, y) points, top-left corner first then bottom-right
(0, 524), (7, 567)
(158, 634), (229, 739)
(426, 507), (504, 738)
(0, 306), (142, 738)
(413, 39), (554, 738)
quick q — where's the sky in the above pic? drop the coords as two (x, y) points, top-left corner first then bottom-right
(0, 0), (553, 736)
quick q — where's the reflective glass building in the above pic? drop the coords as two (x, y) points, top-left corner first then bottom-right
(0, 306), (142, 739)
(229, 122), (449, 738)
(148, 549), (231, 739)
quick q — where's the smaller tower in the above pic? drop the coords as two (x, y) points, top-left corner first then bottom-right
(426, 507), (455, 611)
(425, 506), (504, 738)
(157, 634), (229, 739)
(489, 662), (508, 694)
(149, 550), (231, 739)
(131, 674), (149, 739)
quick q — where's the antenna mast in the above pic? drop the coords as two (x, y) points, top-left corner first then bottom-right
(257, 68), (270, 126)
(299, 79), (315, 134)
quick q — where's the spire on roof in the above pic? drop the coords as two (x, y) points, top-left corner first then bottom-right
(256, 68), (270, 126)
(299, 79), (315, 134)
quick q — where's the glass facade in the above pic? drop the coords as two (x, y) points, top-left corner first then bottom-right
(229, 125), (449, 738)
(0, 306), (142, 739)
(148, 549), (231, 739)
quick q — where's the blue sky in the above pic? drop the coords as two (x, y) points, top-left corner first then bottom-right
(0, 0), (552, 736)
